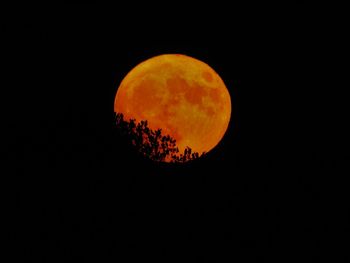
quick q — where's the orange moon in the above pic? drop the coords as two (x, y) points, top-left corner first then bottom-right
(114, 54), (231, 160)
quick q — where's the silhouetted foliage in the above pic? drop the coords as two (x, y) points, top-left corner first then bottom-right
(115, 113), (205, 163)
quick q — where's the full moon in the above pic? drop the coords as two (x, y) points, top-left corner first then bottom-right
(114, 54), (231, 161)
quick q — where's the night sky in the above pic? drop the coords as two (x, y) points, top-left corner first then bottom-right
(6, 4), (347, 262)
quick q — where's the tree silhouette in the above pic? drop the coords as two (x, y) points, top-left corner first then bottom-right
(115, 113), (205, 163)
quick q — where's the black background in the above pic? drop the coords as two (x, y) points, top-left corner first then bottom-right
(5, 4), (347, 262)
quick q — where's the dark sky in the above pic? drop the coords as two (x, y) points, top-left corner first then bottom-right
(5, 4), (347, 262)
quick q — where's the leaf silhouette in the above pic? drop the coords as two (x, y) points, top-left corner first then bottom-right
(115, 113), (205, 163)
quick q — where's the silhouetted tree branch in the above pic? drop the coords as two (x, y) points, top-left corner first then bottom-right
(115, 113), (205, 163)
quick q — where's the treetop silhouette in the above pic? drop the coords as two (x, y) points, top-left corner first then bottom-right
(115, 113), (204, 163)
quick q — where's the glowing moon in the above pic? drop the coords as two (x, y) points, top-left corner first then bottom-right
(114, 54), (231, 161)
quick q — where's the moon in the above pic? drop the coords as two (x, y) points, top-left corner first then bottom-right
(114, 54), (231, 161)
